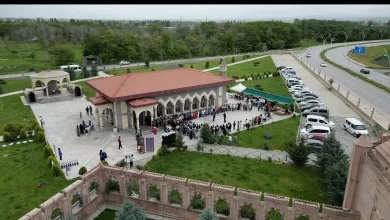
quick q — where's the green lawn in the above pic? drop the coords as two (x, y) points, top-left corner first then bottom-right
(0, 142), (75, 219)
(0, 42), (84, 75)
(77, 81), (96, 98)
(210, 56), (277, 78)
(231, 77), (291, 97)
(0, 94), (36, 130)
(106, 55), (248, 76)
(145, 151), (328, 203)
(349, 44), (390, 69)
(226, 116), (300, 151)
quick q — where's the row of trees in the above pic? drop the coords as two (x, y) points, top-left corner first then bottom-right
(286, 132), (349, 206)
(294, 19), (390, 43)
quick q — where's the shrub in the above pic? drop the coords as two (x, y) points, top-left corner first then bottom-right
(136, 164), (144, 170)
(200, 124), (213, 144)
(158, 145), (170, 157)
(285, 141), (311, 167)
(145, 59), (150, 68)
(51, 164), (64, 177)
(89, 182), (99, 191)
(183, 145), (188, 151)
(127, 67), (131, 73)
(190, 64), (194, 68)
(78, 166), (87, 175)
(264, 143), (269, 151)
(216, 134), (224, 145)
(209, 148), (213, 154)
(19, 129), (27, 139)
(246, 55), (250, 58)
(101, 160), (109, 165)
(178, 64), (184, 67)
(43, 145), (54, 158)
(2, 132), (11, 142)
(196, 142), (204, 152)
(232, 76), (239, 79)
(175, 133), (185, 151)
(37, 131), (46, 143)
(115, 159), (126, 167)
(243, 55), (246, 60)
(3, 123), (24, 140)
(264, 132), (273, 139)
(205, 61), (210, 69)
(47, 155), (58, 168)
(105, 178), (120, 193)
(245, 76), (248, 81)
(231, 56), (235, 63)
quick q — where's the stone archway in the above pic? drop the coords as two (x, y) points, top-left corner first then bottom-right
(200, 96), (207, 109)
(209, 94), (215, 107)
(192, 97), (199, 110)
(35, 80), (44, 88)
(138, 110), (152, 127)
(267, 208), (283, 220)
(74, 86), (82, 97)
(241, 203), (255, 220)
(156, 103), (164, 117)
(184, 98), (191, 112)
(28, 92), (36, 103)
(47, 80), (60, 95)
(175, 100), (183, 113)
(51, 207), (63, 220)
(166, 101), (174, 115)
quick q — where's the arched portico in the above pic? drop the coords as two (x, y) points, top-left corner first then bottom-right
(30, 70), (70, 97)
(128, 98), (159, 133)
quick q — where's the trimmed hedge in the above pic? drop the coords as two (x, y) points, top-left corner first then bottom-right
(43, 145), (54, 158)
(79, 166), (87, 175)
(320, 43), (390, 94)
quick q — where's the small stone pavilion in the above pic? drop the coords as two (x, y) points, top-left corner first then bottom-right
(25, 70), (82, 103)
(86, 58), (233, 132)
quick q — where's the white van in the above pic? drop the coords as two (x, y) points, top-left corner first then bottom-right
(344, 118), (368, 137)
(300, 125), (331, 136)
(60, 65), (82, 72)
(305, 115), (335, 130)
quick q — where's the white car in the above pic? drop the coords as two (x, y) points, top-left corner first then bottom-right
(299, 100), (323, 107)
(306, 53), (311, 58)
(344, 118), (368, 137)
(305, 115), (335, 130)
(320, 62), (327, 67)
(300, 125), (331, 137)
(120, 60), (131, 65)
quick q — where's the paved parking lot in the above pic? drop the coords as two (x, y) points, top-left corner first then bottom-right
(272, 54), (373, 156)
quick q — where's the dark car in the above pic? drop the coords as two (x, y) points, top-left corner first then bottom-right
(360, 68), (370, 74)
(277, 66), (286, 71)
(295, 93), (318, 99)
(300, 103), (323, 111)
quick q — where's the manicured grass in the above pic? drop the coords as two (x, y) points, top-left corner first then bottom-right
(0, 42), (84, 75)
(94, 209), (116, 220)
(105, 55), (247, 76)
(210, 56), (277, 78)
(349, 44), (390, 69)
(77, 81), (96, 98)
(0, 94), (35, 130)
(145, 151), (328, 203)
(226, 116), (300, 151)
(1, 77), (31, 93)
(0, 142), (75, 219)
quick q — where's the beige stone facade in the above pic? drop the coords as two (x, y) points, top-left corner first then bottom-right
(20, 164), (362, 220)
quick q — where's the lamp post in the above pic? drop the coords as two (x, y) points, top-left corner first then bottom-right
(38, 116), (44, 128)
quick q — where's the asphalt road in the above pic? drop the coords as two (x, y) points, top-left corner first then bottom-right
(300, 40), (390, 120)
(325, 42), (390, 87)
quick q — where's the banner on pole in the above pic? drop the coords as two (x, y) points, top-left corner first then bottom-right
(145, 138), (154, 152)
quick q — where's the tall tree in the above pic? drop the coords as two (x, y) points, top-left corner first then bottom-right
(115, 200), (146, 220)
(285, 141), (311, 166)
(324, 157), (349, 206)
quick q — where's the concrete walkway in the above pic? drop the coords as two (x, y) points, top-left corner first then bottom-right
(0, 71), (108, 98)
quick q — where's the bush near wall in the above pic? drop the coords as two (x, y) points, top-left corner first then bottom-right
(320, 46), (390, 94)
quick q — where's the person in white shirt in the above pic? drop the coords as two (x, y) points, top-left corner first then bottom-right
(228, 135), (232, 145)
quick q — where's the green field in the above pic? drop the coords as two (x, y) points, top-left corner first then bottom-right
(0, 42), (84, 75)
(145, 151), (328, 203)
(0, 142), (75, 219)
(349, 44), (390, 69)
(225, 116), (300, 151)
(0, 94), (36, 130)
(210, 56), (277, 77)
(294, 39), (322, 50)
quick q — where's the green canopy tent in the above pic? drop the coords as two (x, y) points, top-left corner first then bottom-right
(242, 87), (295, 111)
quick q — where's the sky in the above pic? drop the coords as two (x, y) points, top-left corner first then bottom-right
(0, 5), (389, 21)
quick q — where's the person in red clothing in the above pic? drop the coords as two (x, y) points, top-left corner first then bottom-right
(118, 136), (122, 149)
(152, 126), (157, 135)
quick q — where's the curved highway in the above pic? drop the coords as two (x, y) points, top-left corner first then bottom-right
(299, 40), (390, 119)
(325, 42), (390, 87)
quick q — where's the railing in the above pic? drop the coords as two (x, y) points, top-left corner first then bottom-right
(291, 52), (390, 131)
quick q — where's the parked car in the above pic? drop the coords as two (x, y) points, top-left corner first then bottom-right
(295, 92), (317, 99)
(303, 139), (324, 153)
(300, 125), (331, 137)
(320, 62), (327, 67)
(277, 66), (286, 71)
(300, 133), (329, 142)
(360, 68), (370, 74)
(299, 100), (323, 108)
(306, 53), (311, 58)
(344, 118), (368, 137)
(302, 106), (329, 118)
(300, 103), (324, 112)
(305, 115), (335, 130)
(120, 60), (131, 65)
(296, 96), (317, 103)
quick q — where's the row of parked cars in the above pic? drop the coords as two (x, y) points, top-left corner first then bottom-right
(277, 65), (369, 150)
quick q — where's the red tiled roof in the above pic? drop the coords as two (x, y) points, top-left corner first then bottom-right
(128, 98), (158, 108)
(86, 68), (235, 102)
(89, 96), (110, 105)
